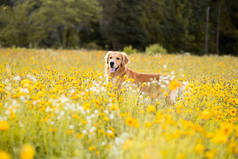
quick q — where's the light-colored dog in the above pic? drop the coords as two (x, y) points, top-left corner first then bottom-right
(104, 51), (187, 103)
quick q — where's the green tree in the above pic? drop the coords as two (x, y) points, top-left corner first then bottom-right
(100, 0), (148, 50)
(0, 1), (32, 47)
(140, 0), (165, 45)
(160, 0), (201, 53)
(0, 0), (237, 55)
(218, 0), (238, 55)
(0, 0), (101, 48)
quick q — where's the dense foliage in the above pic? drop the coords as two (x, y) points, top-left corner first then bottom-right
(0, 0), (237, 55)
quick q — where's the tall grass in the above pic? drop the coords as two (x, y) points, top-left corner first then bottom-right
(0, 48), (237, 159)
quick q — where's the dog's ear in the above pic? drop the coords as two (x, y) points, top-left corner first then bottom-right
(104, 51), (111, 64)
(121, 52), (129, 65)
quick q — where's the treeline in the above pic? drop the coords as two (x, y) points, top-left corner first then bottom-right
(0, 0), (237, 55)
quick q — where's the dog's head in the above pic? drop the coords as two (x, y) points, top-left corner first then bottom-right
(105, 51), (129, 73)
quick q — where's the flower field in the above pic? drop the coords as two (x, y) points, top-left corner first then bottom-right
(0, 48), (238, 159)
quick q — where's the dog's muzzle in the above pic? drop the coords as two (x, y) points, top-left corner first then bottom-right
(110, 66), (119, 72)
(109, 62), (119, 72)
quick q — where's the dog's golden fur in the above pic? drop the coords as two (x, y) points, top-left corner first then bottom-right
(104, 51), (187, 103)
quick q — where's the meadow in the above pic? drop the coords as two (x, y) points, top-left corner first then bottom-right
(0, 48), (237, 159)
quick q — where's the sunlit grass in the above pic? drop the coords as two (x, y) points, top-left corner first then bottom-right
(0, 48), (237, 159)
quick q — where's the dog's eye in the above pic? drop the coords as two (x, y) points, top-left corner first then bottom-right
(109, 57), (112, 59)
(116, 57), (120, 60)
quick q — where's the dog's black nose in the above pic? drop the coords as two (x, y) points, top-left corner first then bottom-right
(110, 61), (114, 67)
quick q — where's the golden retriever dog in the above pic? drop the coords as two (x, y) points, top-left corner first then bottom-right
(104, 51), (187, 103)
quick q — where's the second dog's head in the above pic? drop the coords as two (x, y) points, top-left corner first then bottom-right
(105, 51), (129, 73)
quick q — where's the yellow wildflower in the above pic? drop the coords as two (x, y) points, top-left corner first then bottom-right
(146, 105), (156, 113)
(103, 116), (110, 122)
(0, 121), (10, 131)
(227, 139), (238, 155)
(205, 149), (216, 159)
(201, 109), (212, 120)
(177, 153), (185, 159)
(72, 114), (79, 120)
(228, 107), (236, 116)
(21, 79), (31, 88)
(139, 110), (145, 114)
(194, 143), (204, 154)
(235, 125), (238, 137)
(176, 105), (183, 114)
(89, 146), (96, 151)
(169, 80), (181, 91)
(125, 116), (140, 128)
(120, 113), (127, 118)
(20, 144), (35, 159)
(141, 82), (147, 87)
(123, 139), (134, 150)
(76, 133), (83, 139)
(0, 151), (11, 159)
(83, 102), (90, 110)
(110, 104), (118, 111)
(220, 123), (233, 135)
(211, 131), (227, 144)
(81, 120), (88, 125)
(144, 122), (153, 128)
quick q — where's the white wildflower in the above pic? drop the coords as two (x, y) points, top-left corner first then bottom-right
(82, 130), (87, 134)
(5, 110), (10, 115)
(20, 96), (26, 102)
(69, 125), (74, 129)
(89, 127), (96, 133)
(46, 107), (51, 113)
(59, 95), (69, 103)
(13, 76), (21, 81)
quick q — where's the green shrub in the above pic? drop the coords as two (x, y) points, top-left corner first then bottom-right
(84, 42), (102, 50)
(145, 44), (167, 55)
(123, 45), (137, 54)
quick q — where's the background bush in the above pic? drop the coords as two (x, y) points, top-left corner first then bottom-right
(145, 44), (167, 55)
(123, 45), (137, 55)
(83, 42), (102, 50)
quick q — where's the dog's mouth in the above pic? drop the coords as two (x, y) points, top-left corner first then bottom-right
(110, 66), (119, 72)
